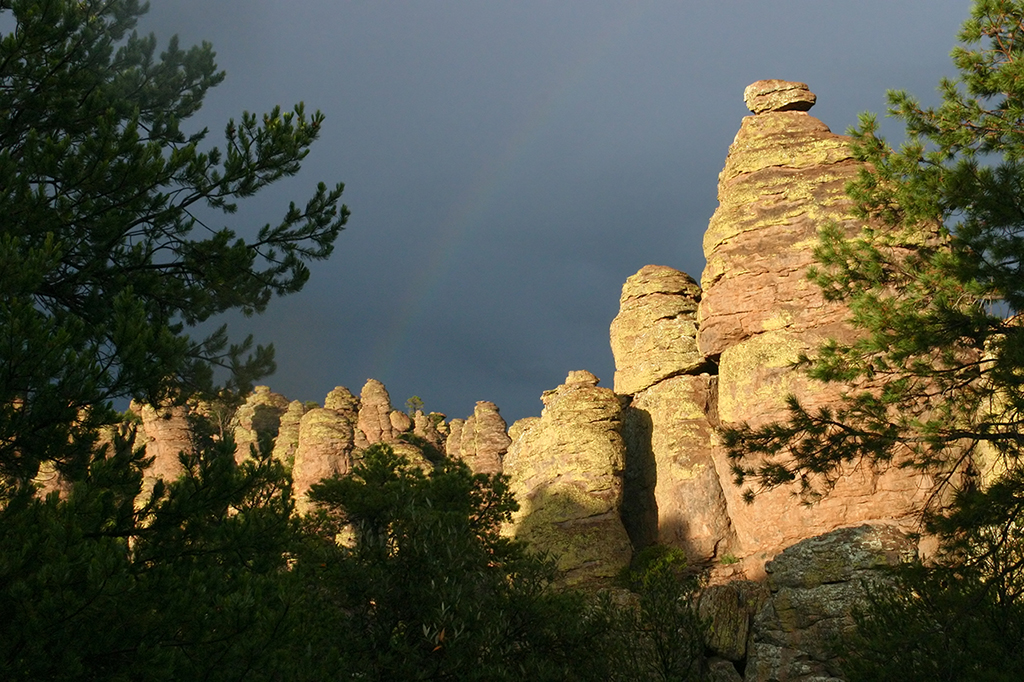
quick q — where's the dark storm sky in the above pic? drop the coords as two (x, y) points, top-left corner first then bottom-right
(139, 1), (967, 425)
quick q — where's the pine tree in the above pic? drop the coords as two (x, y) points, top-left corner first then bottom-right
(0, 0), (347, 489)
(0, 2), (345, 678)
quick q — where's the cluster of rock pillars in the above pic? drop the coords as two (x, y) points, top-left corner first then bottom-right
(126, 81), (948, 682)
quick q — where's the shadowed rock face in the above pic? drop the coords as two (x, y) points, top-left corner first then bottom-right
(744, 525), (916, 682)
(503, 371), (633, 586)
(623, 374), (735, 564)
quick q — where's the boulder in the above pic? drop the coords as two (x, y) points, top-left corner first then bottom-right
(389, 409), (413, 434)
(610, 265), (703, 395)
(503, 371), (633, 585)
(743, 79), (816, 114)
(744, 525), (916, 682)
(324, 386), (366, 449)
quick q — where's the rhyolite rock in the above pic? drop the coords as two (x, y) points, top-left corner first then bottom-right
(504, 371), (632, 586)
(413, 410), (446, 456)
(324, 386), (366, 448)
(231, 386), (290, 461)
(131, 400), (191, 496)
(446, 418), (466, 458)
(622, 374), (734, 563)
(356, 379), (394, 445)
(389, 409), (413, 434)
(292, 407), (356, 509)
(695, 82), (936, 565)
(699, 580), (769, 662)
(271, 400), (309, 464)
(610, 265), (704, 396)
(698, 81), (861, 360)
(744, 525), (915, 682)
(448, 401), (510, 474)
(743, 79), (816, 114)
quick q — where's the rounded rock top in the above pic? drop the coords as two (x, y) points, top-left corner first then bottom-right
(743, 80), (816, 114)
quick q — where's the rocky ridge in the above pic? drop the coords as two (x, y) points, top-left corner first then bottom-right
(123, 81), (945, 682)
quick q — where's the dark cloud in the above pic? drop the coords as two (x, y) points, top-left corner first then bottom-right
(140, 0), (966, 423)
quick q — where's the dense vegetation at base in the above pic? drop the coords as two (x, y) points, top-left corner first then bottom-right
(0, 2), (708, 679)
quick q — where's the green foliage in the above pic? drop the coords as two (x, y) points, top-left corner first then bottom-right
(405, 394), (424, 416)
(0, 1), (342, 678)
(719, 552), (739, 565)
(0, 0), (347, 487)
(844, 557), (1024, 681)
(0, 429), (300, 681)
(721, 0), (1024, 675)
(291, 444), (620, 682)
(610, 545), (708, 682)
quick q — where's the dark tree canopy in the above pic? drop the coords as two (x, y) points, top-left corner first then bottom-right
(0, 0), (347, 487)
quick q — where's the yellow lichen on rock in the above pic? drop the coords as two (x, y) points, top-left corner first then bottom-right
(503, 372), (632, 586)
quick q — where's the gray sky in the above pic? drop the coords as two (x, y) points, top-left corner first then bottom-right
(140, 1), (967, 425)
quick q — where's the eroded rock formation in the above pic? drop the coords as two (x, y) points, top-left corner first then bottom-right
(743, 525), (915, 682)
(123, 79), (948, 681)
(610, 264), (704, 395)
(447, 401), (510, 474)
(231, 386), (290, 461)
(503, 371), (633, 585)
(697, 80), (933, 566)
(131, 400), (191, 498)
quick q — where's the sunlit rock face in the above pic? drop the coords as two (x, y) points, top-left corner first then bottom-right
(118, 83), (946, 614)
(272, 400), (309, 465)
(696, 80), (935, 566)
(131, 400), (191, 500)
(698, 79), (862, 361)
(292, 407), (357, 510)
(356, 379), (394, 446)
(446, 400), (510, 475)
(610, 264), (703, 396)
(231, 386), (290, 462)
(503, 371), (633, 586)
